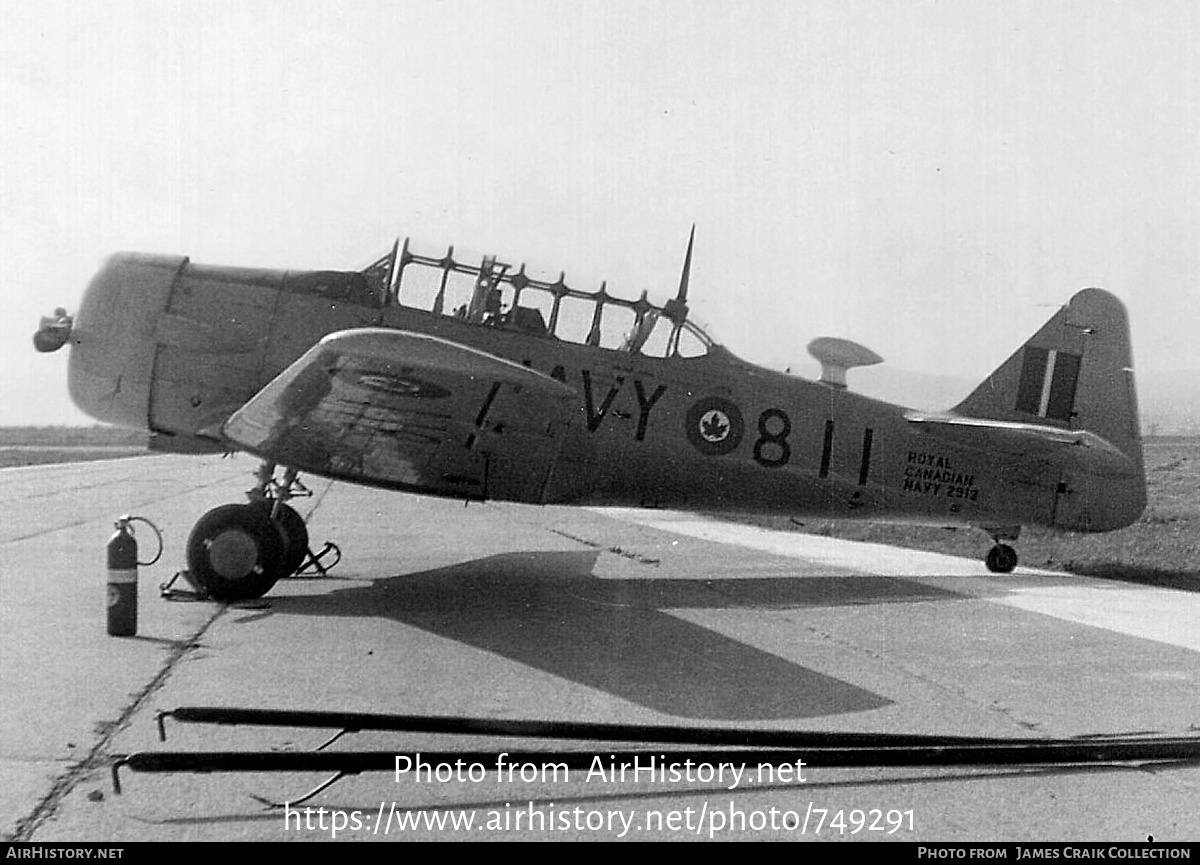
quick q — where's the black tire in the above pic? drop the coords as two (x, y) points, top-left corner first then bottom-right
(985, 544), (1018, 574)
(252, 501), (310, 577)
(186, 504), (287, 600)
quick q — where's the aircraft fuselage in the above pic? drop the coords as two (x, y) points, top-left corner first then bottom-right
(65, 251), (1146, 538)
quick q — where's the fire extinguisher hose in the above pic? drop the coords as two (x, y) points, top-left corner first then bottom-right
(123, 515), (164, 566)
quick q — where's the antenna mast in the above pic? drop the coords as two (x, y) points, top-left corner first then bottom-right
(663, 224), (695, 324)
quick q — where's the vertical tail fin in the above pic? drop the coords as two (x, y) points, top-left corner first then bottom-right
(953, 288), (1146, 530)
(954, 288), (1142, 462)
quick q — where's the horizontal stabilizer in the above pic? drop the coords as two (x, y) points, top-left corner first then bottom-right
(223, 329), (578, 502)
(904, 411), (1138, 477)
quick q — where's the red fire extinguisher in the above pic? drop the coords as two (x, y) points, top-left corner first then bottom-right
(107, 515), (162, 637)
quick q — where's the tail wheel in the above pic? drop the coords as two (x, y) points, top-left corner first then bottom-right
(985, 544), (1019, 574)
(186, 504), (286, 601)
(252, 501), (310, 577)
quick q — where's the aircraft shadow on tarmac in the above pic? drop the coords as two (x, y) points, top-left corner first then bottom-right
(262, 550), (968, 721)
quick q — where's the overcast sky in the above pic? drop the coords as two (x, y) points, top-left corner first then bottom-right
(2, 0), (1198, 424)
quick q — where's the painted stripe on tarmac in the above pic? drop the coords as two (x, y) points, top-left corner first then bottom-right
(994, 585), (1200, 653)
(593, 508), (1200, 654)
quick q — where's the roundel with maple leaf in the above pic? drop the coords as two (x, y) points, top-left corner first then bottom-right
(685, 396), (744, 456)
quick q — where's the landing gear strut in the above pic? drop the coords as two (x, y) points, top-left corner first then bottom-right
(185, 462), (325, 601)
(256, 499), (309, 577)
(982, 526), (1020, 574)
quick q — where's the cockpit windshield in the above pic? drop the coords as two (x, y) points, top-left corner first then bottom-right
(365, 239), (716, 359)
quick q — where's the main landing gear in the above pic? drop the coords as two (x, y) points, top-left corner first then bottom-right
(983, 526), (1020, 574)
(185, 462), (334, 601)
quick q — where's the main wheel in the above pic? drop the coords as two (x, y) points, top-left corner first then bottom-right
(252, 501), (310, 577)
(985, 544), (1018, 574)
(187, 504), (287, 600)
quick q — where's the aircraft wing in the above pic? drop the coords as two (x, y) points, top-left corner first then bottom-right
(903, 411), (1139, 477)
(222, 329), (578, 502)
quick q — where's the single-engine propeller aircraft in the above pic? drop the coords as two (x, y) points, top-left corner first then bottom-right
(34, 229), (1146, 599)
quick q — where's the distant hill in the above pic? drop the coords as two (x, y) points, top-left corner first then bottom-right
(766, 362), (1200, 436)
(850, 366), (1200, 436)
(846, 366), (975, 412)
(1136, 370), (1200, 436)
(0, 426), (148, 446)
